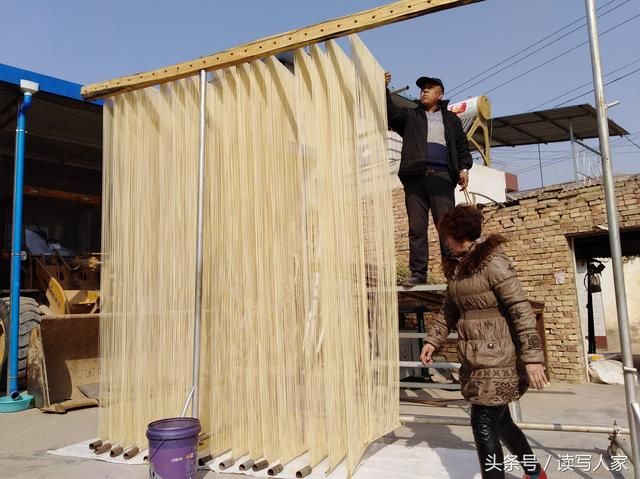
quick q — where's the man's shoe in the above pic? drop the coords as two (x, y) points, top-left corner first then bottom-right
(402, 274), (426, 288)
(523, 469), (547, 479)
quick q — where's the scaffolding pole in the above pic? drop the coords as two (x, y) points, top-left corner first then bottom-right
(585, 0), (640, 475)
(190, 69), (207, 419)
(400, 415), (631, 435)
(569, 120), (579, 183)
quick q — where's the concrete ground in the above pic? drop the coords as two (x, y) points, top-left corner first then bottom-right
(0, 382), (637, 479)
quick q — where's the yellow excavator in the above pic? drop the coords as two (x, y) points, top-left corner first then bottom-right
(29, 244), (101, 413)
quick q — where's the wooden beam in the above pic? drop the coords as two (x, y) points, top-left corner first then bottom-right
(81, 0), (483, 100)
(23, 185), (101, 206)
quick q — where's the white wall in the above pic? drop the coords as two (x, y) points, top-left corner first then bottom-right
(574, 256), (640, 352)
(387, 131), (507, 205)
(455, 164), (506, 205)
(599, 256), (640, 352)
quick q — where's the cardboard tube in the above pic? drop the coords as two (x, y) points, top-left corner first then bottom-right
(219, 458), (235, 470)
(110, 445), (124, 457)
(253, 459), (269, 471)
(94, 442), (112, 455)
(268, 464), (284, 476)
(88, 440), (102, 450)
(239, 459), (254, 471)
(198, 454), (213, 466)
(296, 466), (312, 478)
(123, 447), (140, 460)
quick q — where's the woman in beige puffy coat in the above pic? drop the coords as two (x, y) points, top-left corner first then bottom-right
(421, 205), (549, 479)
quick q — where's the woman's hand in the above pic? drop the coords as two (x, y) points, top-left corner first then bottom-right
(525, 363), (550, 390)
(420, 343), (436, 365)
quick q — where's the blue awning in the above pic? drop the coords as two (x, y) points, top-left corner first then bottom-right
(0, 63), (102, 105)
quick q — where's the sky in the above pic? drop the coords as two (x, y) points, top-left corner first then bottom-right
(2, 0), (639, 191)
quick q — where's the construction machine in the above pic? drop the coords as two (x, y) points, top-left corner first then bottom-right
(0, 190), (101, 413)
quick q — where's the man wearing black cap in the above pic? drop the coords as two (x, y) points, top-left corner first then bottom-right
(385, 72), (472, 287)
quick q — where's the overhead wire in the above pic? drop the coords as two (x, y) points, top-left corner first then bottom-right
(447, 0), (624, 96)
(476, 12), (640, 98)
(529, 57), (640, 111)
(553, 65), (640, 107)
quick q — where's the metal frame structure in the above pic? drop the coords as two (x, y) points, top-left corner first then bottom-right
(190, 70), (208, 418)
(585, 0), (639, 473)
(74, 0), (639, 475)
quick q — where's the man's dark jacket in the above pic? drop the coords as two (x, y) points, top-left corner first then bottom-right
(387, 91), (473, 182)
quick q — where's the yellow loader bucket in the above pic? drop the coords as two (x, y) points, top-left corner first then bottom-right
(27, 313), (100, 413)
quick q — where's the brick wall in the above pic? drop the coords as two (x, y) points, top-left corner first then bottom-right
(394, 175), (640, 383)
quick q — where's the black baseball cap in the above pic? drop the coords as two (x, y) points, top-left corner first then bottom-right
(416, 76), (445, 93)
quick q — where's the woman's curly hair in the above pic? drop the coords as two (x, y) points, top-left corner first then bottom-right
(438, 205), (483, 242)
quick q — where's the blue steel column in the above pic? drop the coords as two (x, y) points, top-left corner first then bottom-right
(1, 81), (38, 413)
(7, 90), (34, 397)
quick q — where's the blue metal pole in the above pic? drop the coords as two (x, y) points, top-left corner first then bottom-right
(7, 90), (33, 397)
(0, 80), (38, 412)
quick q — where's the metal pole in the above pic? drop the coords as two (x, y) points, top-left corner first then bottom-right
(181, 386), (195, 418)
(399, 415), (631, 434)
(586, 262), (596, 354)
(191, 69), (207, 419)
(5, 82), (37, 402)
(7, 96), (30, 396)
(614, 436), (635, 465)
(574, 138), (601, 156)
(509, 400), (523, 423)
(537, 144), (544, 187)
(569, 120), (579, 183)
(585, 0), (640, 474)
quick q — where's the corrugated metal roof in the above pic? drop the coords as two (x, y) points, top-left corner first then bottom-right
(388, 93), (628, 149)
(487, 104), (628, 148)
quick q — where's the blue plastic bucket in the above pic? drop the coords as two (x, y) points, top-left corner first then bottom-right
(146, 417), (201, 479)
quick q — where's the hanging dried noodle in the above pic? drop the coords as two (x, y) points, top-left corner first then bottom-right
(99, 35), (398, 476)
